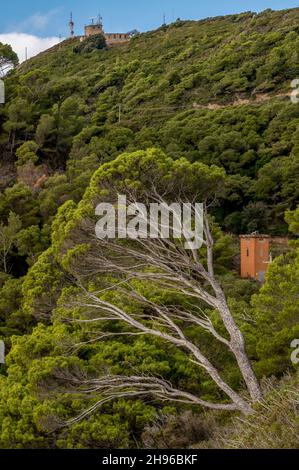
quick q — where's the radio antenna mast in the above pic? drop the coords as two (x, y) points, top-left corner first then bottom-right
(69, 12), (75, 37)
(98, 13), (103, 27)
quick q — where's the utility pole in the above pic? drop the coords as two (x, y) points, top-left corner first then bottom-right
(163, 14), (166, 26)
(118, 104), (122, 124)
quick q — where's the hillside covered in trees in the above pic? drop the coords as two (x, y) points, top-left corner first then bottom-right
(0, 7), (299, 449)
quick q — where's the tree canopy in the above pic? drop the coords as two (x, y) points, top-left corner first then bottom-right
(0, 43), (18, 75)
(0, 7), (298, 449)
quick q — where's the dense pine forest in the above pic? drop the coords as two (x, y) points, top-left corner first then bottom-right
(0, 7), (299, 448)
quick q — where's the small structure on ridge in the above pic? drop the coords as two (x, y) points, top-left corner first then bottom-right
(84, 14), (131, 45)
(240, 234), (271, 282)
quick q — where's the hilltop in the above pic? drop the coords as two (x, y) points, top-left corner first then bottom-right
(16, 8), (299, 111)
(0, 8), (297, 234)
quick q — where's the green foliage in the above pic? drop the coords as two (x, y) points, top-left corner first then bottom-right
(195, 373), (299, 449)
(286, 206), (299, 236)
(0, 212), (22, 273)
(247, 207), (299, 377)
(0, 42), (18, 73)
(0, 183), (39, 227)
(0, 277), (24, 338)
(0, 7), (299, 449)
(73, 34), (107, 54)
(16, 141), (39, 167)
(0, 324), (161, 448)
(21, 247), (66, 321)
(16, 225), (49, 265)
(38, 174), (72, 220)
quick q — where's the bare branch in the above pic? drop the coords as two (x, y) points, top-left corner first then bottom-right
(62, 375), (240, 426)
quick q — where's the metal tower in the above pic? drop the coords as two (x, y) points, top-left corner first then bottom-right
(98, 14), (103, 28)
(69, 12), (75, 37)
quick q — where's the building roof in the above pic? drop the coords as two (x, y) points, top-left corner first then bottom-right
(239, 234), (270, 239)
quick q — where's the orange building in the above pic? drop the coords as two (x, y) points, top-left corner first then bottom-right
(240, 234), (271, 282)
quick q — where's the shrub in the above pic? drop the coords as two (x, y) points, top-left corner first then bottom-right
(73, 34), (107, 54)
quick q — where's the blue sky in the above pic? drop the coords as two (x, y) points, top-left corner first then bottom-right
(0, 1), (298, 61)
(1, 0), (299, 36)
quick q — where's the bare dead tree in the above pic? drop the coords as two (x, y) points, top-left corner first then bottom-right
(60, 186), (263, 421)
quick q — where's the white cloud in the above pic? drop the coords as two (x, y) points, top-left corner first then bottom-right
(26, 13), (54, 31)
(13, 9), (61, 33)
(0, 33), (62, 62)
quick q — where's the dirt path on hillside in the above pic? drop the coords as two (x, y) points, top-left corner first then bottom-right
(192, 92), (291, 110)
